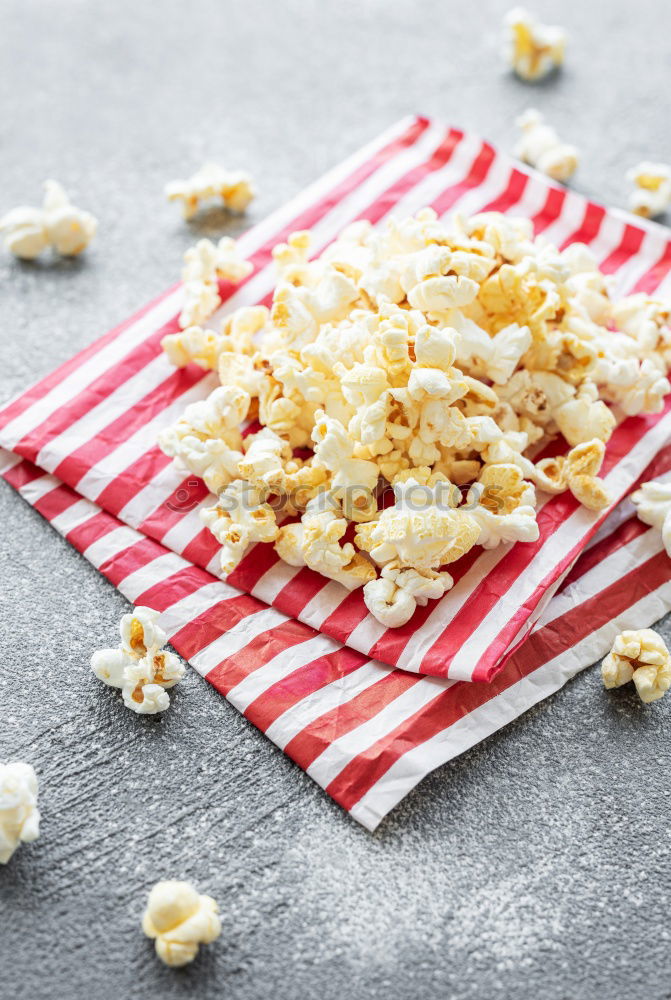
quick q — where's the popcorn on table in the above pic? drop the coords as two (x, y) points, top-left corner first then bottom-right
(90, 606), (184, 715)
(0, 762), (40, 864)
(179, 237), (253, 329)
(626, 162), (671, 219)
(166, 162), (255, 219)
(504, 7), (566, 82)
(602, 629), (671, 703)
(0, 180), (97, 260)
(142, 880), (222, 967)
(159, 206), (671, 628)
(515, 110), (578, 182)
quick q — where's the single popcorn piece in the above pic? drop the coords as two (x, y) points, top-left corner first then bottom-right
(631, 480), (671, 556)
(142, 880), (222, 967)
(601, 628), (671, 704)
(179, 237), (253, 329)
(0, 180), (97, 259)
(159, 205), (671, 627)
(626, 162), (671, 219)
(90, 606), (185, 715)
(504, 7), (566, 82)
(0, 762), (40, 864)
(515, 110), (578, 182)
(166, 162), (255, 219)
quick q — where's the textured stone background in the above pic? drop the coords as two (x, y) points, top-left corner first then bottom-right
(1, 1), (671, 997)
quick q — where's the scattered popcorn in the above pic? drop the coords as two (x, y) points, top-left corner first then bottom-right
(504, 7), (566, 82)
(90, 606), (184, 715)
(0, 762), (40, 864)
(179, 237), (253, 329)
(515, 110), (578, 182)
(626, 162), (671, 219)
(142, 880), (221, 967)
(166, 162), (255, 220)
(632, 480), (671, 556)
(602, 628), (671, 703)
(159, 207), (671, 627)
(0, 180), (97, 260)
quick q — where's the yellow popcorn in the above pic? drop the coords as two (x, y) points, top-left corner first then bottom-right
(515, 110), (578, 182)
(179, 237), (253, 329)
(602, 629), (671, 703)
(142, 880), (221, 967)
(504, 7), (566, 82)
(626, 162), (671, 219)
(158, 207), (671, 627)
(165, 162), (255, 219)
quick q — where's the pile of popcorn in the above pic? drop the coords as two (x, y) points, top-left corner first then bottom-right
(90, 606), (185, 714)
(157, 209), (671, 628)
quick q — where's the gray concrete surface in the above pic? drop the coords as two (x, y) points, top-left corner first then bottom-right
(1, 1), (671, 997)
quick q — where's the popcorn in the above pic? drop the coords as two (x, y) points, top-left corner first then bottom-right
(534, 439), (609, 509)
(158, 386), (248, 494)
(142, 880), (221, 967)
(0, 762), (40, 864)
(515, 110), (578, 182)
(504, 7), (566, 82)
(626, 163), (671, 219)
(276, 500), (376, 590)
(201, 480), (278, 575)
(90, 606), (185, 715)
(631, 480), (671, 556)
(0, 180), (97, 259)
(166, 162), (255, 219)
(160, 207), (671, 626)
(179, 237), (253, 329)
(601, 629), (671, 703)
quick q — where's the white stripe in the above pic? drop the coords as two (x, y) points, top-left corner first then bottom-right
(537, 527), (663, 628)
(350, 578), (671, 830)
(265, 660), (389, 750)
(76, 375), (219, 506)
(0, 448), (20, 476)
(307, 675), (446, 788)
(160, 581), (251, 637)
(226, 634), (339, 714)
(119, 553), (188, 602)
(49, 497), (100, 536)
(15, 472), (62, 505)
(82, 525), (141, 566)
(190, 606), (289, 677)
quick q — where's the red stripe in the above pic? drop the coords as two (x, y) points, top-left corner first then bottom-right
(632, 239), (671, 294)
(0, 283), (179, 432)
(204, 621), (318, 697)
(95, 447), (175, 519)
(600, 224), (645, 274)
(272, 567), (332, 620)
(66, 510), (120, 553)
(432, 143), (496, 217)
(130, 565), (217, 614)
(243, 645), (368, 736)
(530, 186), (566, 233)
(51, 367), (207, 487)
(558, 202), (606, 250)
(2, 459), (47, 491)
(138, 474), (211, 542)
(32, 483), (82, 522)
(285, 671), (423, 772)
(169, 594), (279, 659)
(97, 536), (166, 587)
(478, 168), (529, 215)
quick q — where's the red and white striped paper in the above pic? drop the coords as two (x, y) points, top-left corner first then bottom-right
(1, 118), (671, 827)
(3, 442), (671, 830)
(2, 118), (671, 683)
